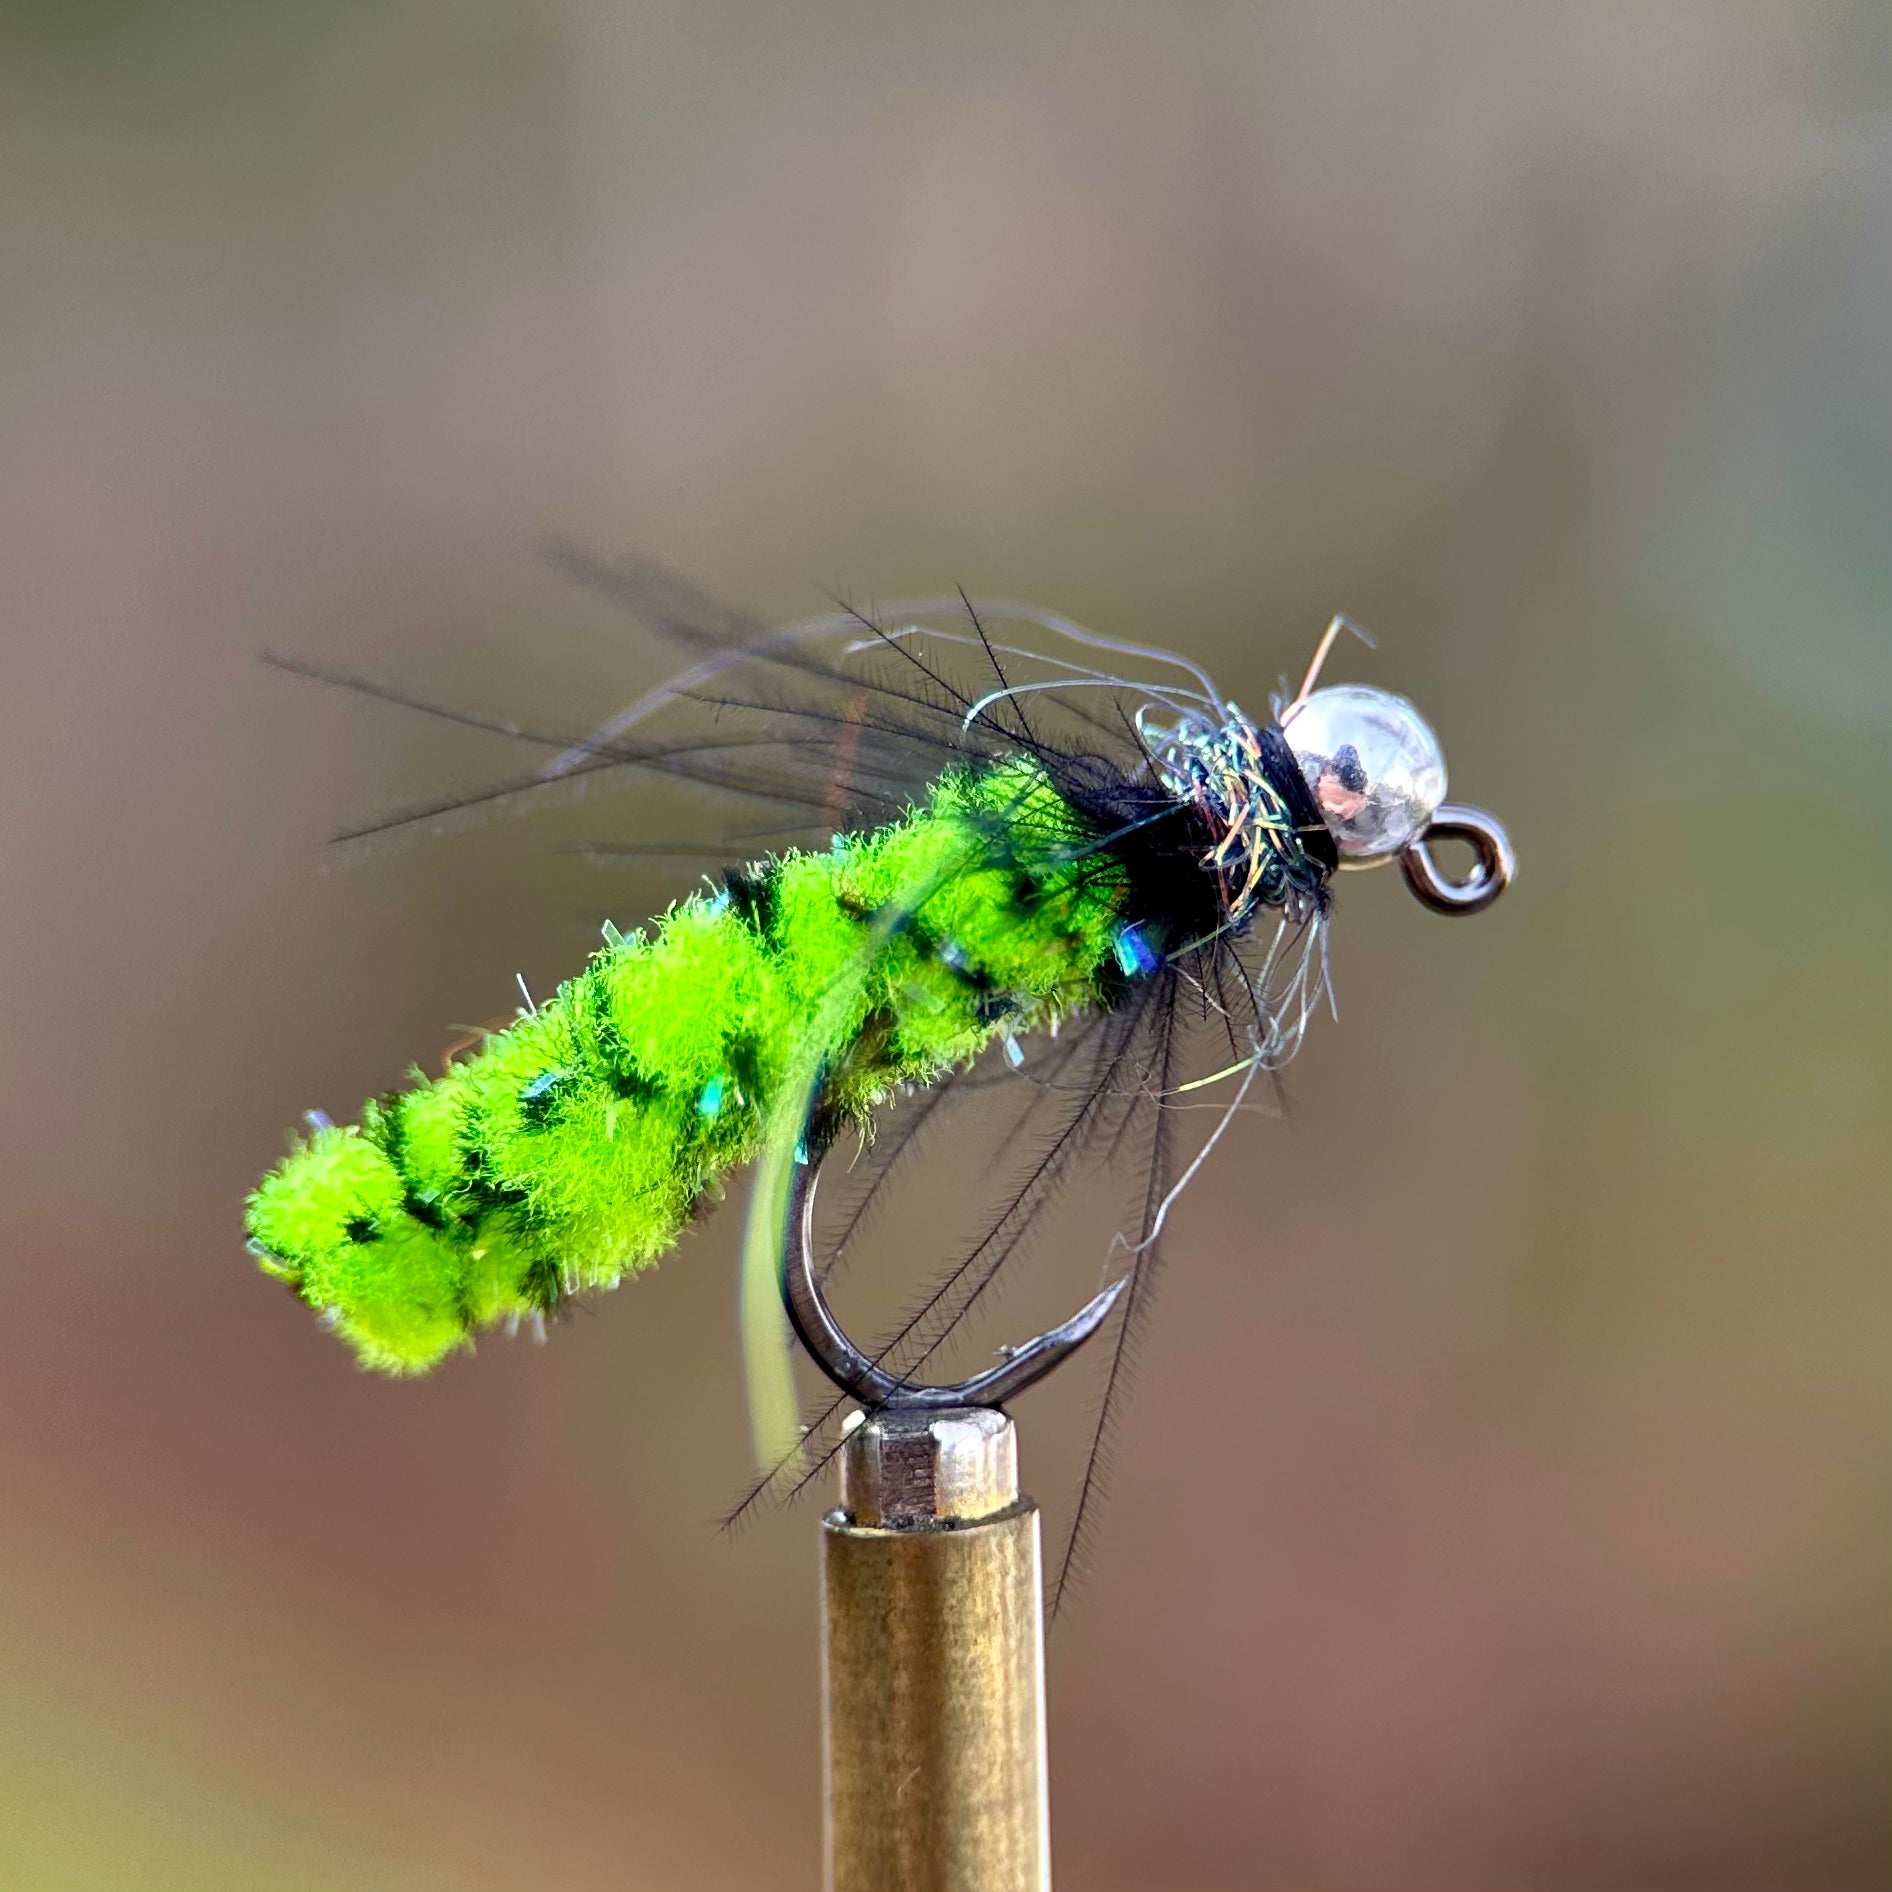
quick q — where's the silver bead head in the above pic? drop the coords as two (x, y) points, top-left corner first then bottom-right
(1281, 683), (1447, 866)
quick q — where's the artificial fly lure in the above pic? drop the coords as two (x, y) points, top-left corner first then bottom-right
(247, 555), (1510, 1567)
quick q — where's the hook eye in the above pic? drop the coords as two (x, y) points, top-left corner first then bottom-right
(782, 1151), (1127, 1410)
(1399, 803), (1514, 916)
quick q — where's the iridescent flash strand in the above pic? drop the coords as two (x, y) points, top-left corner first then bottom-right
(1138, 707), (1327, 934)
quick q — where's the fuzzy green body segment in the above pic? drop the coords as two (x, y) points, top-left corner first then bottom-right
(248, 758), (1136, 1373)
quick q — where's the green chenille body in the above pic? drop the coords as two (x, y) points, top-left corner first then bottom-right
(247, 757), (1134, 1373)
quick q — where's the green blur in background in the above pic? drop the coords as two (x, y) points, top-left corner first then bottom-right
(3, 4), (1890, 1889)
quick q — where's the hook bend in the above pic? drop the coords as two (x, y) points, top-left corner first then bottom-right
(781, 1150), (1128, 1410)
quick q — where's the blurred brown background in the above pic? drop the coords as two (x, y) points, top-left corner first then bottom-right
(4, 4), (1891, 1888)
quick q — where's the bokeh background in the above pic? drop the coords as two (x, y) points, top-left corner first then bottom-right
(5, 4), (1891, 1888)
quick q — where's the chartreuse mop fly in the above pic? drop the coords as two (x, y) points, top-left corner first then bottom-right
(248, 557), (1510, 1536)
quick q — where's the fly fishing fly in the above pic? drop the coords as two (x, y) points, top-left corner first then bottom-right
(247, 554), (1511, 1576)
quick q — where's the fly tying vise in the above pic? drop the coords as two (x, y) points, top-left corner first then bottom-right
(246, 577), (1512, 1469)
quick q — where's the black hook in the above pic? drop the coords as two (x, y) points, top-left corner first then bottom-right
(1399, 802), (1514, 916)
(781, 1151), (1128, 1410)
